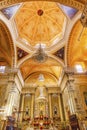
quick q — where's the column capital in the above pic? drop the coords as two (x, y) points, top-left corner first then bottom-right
(8, 73), (15, 82)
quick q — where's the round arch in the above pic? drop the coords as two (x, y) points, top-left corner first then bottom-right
(0, 20), (15, 67)
(67, 19), (87, 68)
(25, 71), (59, 87)
(25, 71), (58, 82)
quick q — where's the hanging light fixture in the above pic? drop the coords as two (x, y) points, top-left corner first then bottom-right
(32, 44), (48, 63)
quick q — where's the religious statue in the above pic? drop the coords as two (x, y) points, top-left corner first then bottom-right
(54, 106), (57, 115)
(25, 106), (29, 115)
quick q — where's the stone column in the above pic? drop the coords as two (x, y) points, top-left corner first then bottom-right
(31, 94), (34, 119)
(60, 94), (65, 120)
(5, 74), (16, 116)
(20, 94), (25, 122)
(67, 81), (76, 114)
(74, 84), (84, 114)
(48, 94), (52, 118)
(58, 94), (64, 121)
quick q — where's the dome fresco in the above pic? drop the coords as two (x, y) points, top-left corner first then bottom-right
(15, 1), (67, 47)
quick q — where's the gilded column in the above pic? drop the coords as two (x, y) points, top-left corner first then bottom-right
(31, 94), (34, 119)
(48, 94), (52, 118)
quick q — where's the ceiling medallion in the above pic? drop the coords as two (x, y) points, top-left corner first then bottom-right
(33, 44), (48, 63)
(37, 9), (43, 16)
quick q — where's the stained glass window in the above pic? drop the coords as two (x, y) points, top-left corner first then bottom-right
(1, 4), (21, 19)
(60, 5), (78, 19)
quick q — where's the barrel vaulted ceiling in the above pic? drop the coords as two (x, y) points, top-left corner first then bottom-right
(0, 0), (87, 87)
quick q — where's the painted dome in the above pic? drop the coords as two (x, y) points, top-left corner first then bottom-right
(15, 1), (67, 47)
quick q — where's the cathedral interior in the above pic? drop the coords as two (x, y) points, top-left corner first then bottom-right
(0, 0), (87, 129)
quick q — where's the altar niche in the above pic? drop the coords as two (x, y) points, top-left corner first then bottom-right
(23, 94), (31, 120)
(34, 86), (48, 118)
(52, 94), (60, 118)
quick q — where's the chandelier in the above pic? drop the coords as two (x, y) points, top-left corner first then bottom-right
(33, 44), (48, 63)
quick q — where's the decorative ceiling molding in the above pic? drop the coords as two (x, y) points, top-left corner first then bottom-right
(0, 0), (84, 11)
(0, 20), (15, 67)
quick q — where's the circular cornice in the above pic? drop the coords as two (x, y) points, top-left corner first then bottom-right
(0, 0), (84, 11)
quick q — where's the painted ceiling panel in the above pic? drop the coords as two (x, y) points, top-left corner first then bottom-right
(17, 47), (28, 60)
(54, 47), (65, 61)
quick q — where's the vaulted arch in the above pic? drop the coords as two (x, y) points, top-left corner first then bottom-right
(0, 20), (15, 67)
(67, 20), (87, 70)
